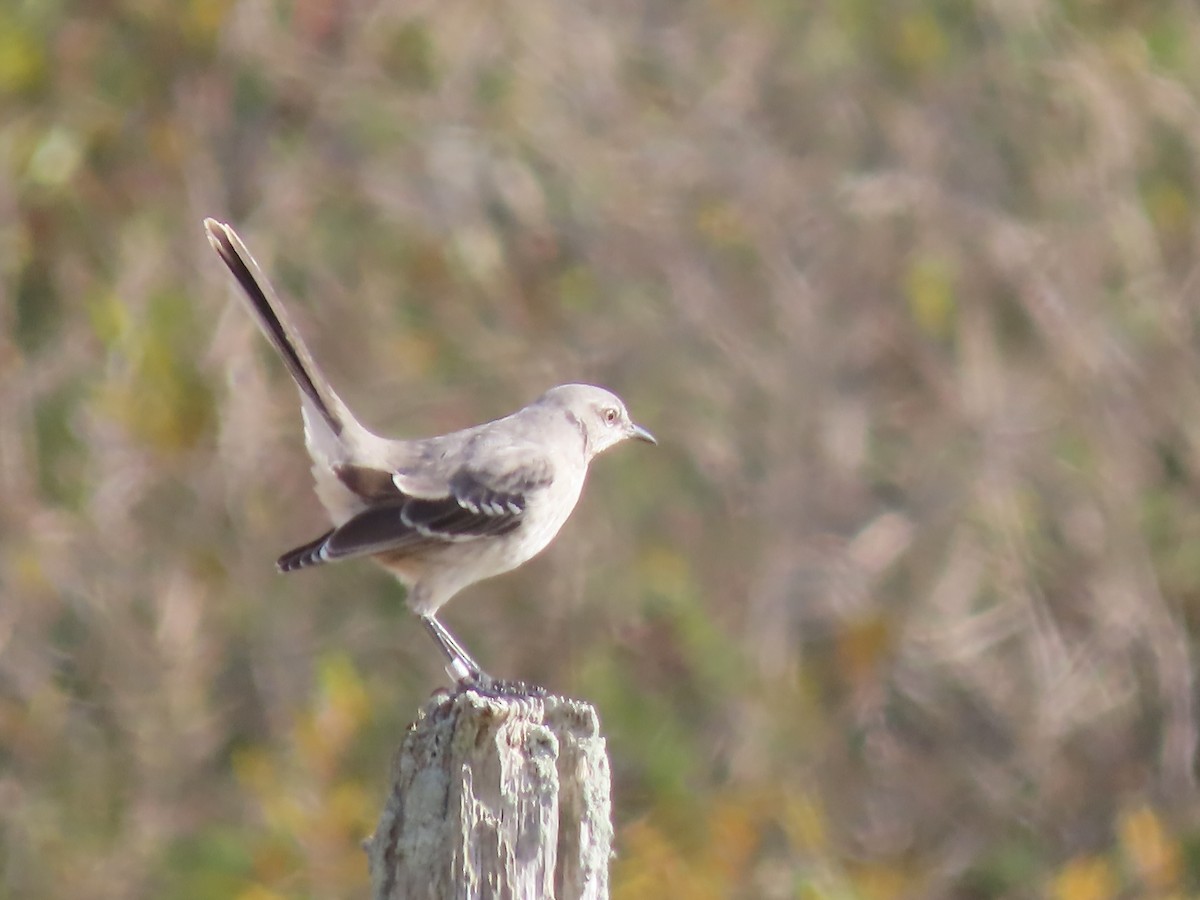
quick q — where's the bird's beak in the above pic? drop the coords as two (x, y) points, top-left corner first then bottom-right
(630, 423), (657, 445)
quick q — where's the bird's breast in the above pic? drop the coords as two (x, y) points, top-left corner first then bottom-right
(518, 464), (587, 555)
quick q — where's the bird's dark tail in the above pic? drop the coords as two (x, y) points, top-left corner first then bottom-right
(277, 529), (335, 572)
(204, 218), (346, 438)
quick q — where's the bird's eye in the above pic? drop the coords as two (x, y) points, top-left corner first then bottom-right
(603, 408), (619, 424)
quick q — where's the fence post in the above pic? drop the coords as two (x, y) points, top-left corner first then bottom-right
(367, 689), (613, 899)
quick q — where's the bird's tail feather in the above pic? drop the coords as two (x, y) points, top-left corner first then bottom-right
(204, 218), (349, 439)
(277, 529), (335, 572)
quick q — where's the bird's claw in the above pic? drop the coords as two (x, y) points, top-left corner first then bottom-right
(458, 671), (548, 699)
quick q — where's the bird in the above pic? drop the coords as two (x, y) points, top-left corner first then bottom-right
(203, 218), (655, 690)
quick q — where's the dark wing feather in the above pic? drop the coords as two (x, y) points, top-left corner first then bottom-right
(281, 461), (552, 568)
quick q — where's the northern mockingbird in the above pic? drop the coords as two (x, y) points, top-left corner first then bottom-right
(204, 219), (655, 688)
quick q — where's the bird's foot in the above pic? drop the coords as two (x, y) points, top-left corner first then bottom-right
(459, 671), (548, 699)
(425, 615), (547, 697)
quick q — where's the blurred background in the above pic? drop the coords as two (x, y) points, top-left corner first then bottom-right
(3, 1), (1200, 897)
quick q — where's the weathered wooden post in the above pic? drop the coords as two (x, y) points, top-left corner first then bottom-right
(367, 689), (613, 899)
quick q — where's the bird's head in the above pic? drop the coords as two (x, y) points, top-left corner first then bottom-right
(539, 384), (656, 459)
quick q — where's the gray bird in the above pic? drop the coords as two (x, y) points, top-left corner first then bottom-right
(204, 219), (655, 689)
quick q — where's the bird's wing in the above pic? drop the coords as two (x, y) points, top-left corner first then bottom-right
(278, 451), (554, 570)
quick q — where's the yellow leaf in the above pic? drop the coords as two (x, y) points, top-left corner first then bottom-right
(854, 863), (914, 900)
(235, 884), (288, 900)
(1049, 855), (1118, 900)
(0, 19), (44, 93)
(782, 792), (828, 854)
(904, 254), (957, 340)
(1119, 806), (1181, 891)
(894, 11), (949, 73)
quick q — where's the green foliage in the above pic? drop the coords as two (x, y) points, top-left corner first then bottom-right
(380, 21), (437, 92)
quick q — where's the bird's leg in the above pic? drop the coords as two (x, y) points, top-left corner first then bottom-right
(421, 614), (487, 686)
(419, 614), (547, 697)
